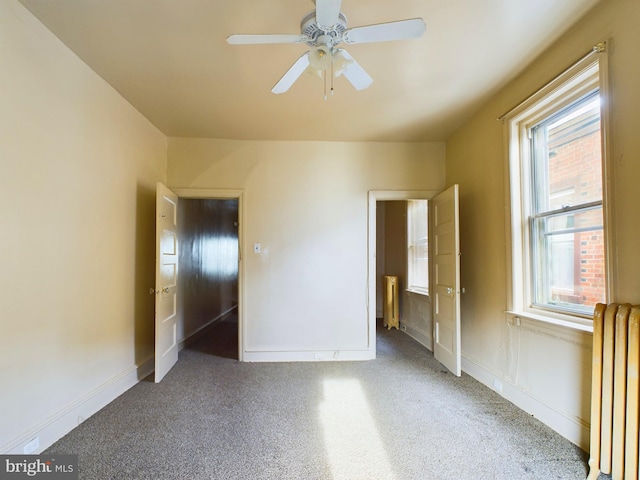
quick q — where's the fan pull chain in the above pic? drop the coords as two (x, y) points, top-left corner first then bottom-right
(323, 68), (327, 100)
(330, 58), (335, 96)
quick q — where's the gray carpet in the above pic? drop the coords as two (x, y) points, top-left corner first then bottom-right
(46, 317), (596, 479)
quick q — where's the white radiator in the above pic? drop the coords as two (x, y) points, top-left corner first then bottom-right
(588, 303), (640, 480)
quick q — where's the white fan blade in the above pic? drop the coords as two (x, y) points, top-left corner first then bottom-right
(227, 34), (309, 45)
(343, 18), (426, 44)
(272, 52), (311, 94)
(315, 0), (342, 27)
(338, 50), (373, 91)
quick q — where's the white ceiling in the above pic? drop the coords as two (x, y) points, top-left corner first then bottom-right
(18, 0), (601, 142)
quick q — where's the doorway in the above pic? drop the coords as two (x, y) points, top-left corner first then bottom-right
(174, 189), (244, 361)
(373, 194), (436, 353)
(369, 188), (461, 375)
(368, 191), (437, 357)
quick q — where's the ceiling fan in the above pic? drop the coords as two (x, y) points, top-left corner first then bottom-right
(226, 0), (426, 97)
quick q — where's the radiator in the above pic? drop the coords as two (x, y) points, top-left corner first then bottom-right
(588, 303), (640, 480)
(383, 275), (399, 330)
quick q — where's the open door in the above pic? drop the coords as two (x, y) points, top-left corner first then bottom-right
(154, 182), (179, 382)
(432, 184), (461, 376)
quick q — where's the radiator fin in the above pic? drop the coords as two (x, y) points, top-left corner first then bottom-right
(588, 303), (640, 480)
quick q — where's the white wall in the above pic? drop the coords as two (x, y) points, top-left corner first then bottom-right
(168, 139), (445, 361)
(0, 0), (167, 453)
(446, 0), (640, 449)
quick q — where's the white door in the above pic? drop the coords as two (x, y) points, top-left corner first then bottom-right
(154, 183), (179, 382)
(432, 184), (461, 376)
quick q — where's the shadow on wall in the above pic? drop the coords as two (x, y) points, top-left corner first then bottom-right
(134, 183), (157, 369)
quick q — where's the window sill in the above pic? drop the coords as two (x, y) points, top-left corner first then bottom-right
(504, 309), (593, 333)
(406, 289), (429, 298)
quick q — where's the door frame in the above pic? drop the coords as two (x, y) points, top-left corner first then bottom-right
(173, 188), (245, 361)
(368, 190), (439, 357)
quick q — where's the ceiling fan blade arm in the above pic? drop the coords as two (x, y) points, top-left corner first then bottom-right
(226, 34), (309, 45)
(271, 52), (311, 94)
(343, 18), (426, 44)
(315, 0), (343, 28)
(338, 50), (373, 91)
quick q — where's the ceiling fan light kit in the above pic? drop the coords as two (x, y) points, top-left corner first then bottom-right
(226, 0), (426, 98)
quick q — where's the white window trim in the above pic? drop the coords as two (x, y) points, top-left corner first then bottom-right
(501, 42), (616, 331)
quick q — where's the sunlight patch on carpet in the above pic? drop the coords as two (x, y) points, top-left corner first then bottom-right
(319, 378), (395, 480)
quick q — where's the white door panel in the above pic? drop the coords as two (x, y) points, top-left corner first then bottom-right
(432, 184), (461, 376)
(155, 183), (179, 382)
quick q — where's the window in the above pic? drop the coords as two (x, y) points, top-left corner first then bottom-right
(504, 45), (610, 325)
(407, 200), (428, 295)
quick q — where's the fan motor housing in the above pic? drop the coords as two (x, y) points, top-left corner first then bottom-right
(300, 10), (347, 47)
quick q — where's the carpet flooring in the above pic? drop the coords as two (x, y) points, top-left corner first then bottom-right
(46, 316), (598, 479)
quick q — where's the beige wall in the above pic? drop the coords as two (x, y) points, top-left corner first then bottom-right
(445, 0), (640, 448)
(168, 138), (445, 359)
(4, 0), (632, 457)
(375, 204), (386, 316)
(382, 201), (407, 291)
(376, 201), (407, 319)
(402, 290), (433, 349)
(0, 0), (166, 453)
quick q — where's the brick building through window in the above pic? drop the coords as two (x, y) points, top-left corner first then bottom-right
(532, 93), (605, 311)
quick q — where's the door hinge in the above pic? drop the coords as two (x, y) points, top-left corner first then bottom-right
(149, 287), (169, 295)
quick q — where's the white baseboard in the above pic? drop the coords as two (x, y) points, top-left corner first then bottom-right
(461, 355), (589, 450)
(242, 349), (374, 362)
(1, 357), (155, 455)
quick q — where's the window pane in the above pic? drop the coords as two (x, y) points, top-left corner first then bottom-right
(532, 208), (605, 313)
(407, 200), (428, 294)
(532, 93), (602, 213)
(529, 90), (606, 315)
